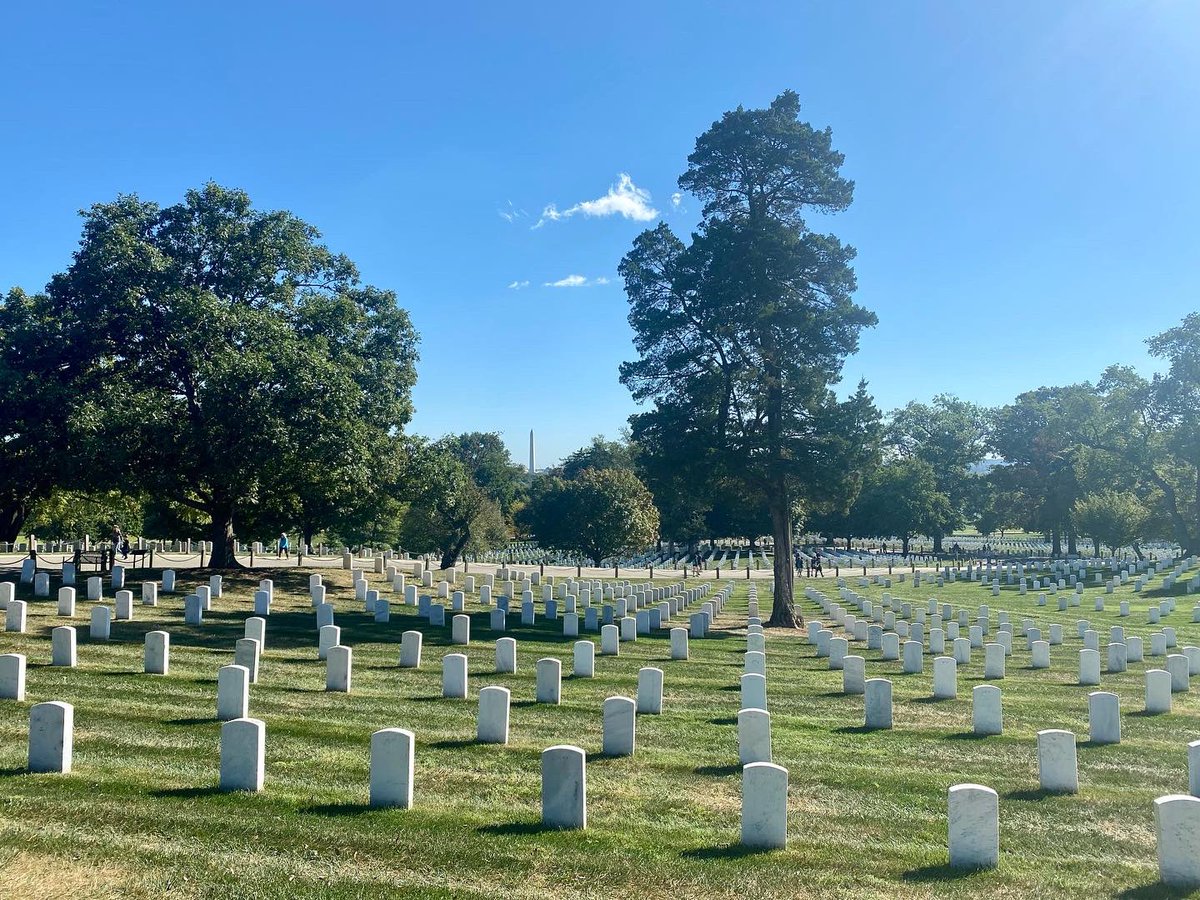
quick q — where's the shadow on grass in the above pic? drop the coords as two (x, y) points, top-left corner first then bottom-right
(1004, 788), (1061, 802)
(912, 696), (954, 705)
(303, 802), (375, 817)
(0, 766), (29, 777)
(1127, 710), (1169, 719)
(149, 785), (224, 799)
(166, 717), (214, 726)
(1114, 882), (1178, 899)
(681, 844), (776, 861)
(428, 738), (476, 750)
(477, 821), (550, 836)
(901, 863), (991, 882)
(943, 731), (988, 741)
(694, 764), (740, 777)
(832, 725), (878, 735)
(709, 716), (737, 726)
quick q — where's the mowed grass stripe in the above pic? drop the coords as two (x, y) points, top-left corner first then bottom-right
(0, 566), (1197, 897)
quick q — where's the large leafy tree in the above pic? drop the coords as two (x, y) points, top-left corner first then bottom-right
(620, 91), (877, 625)
(989, 386), (1093, 556)
(0, 289), (81, 543)
(520, 468), (659, 566)
(399, 439), (509, 570)
(441, 431), (528, 521)
(47, 184), (418, 567)
(1073, 491), (1150, 557)
(854, 457), (952, 556)
(886, 394), (990, 553)
(1144, 314), (1200, 554)
(560, 435), (638, 480)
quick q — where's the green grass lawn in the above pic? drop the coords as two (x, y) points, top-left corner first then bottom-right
(1, 564), (1198, 899)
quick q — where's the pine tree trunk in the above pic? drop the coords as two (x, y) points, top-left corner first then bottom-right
(766, 485), (799, 627)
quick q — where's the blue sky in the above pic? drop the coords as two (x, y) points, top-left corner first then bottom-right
(2, 1), (1197, 466)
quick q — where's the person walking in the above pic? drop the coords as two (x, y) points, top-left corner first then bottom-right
(277, 532), (289, 559)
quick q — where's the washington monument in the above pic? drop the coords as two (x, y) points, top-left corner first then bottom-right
(528, 429), (536, 476)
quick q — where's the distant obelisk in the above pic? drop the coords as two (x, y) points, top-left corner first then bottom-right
(529, 429), (536, 475)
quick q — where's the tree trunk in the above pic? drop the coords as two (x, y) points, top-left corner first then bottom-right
(1093, 537), (1100, 557)
(932, 532), (944, 554)
(902, 536), (910, 556)
(1147, 469), (1196, 556)
(766, 486), (799, 627)
(205, 501), (241, 569)
(1051, 528), (1061, 557)
(1067, 530), (1078, 556)
(303, 525), (315, 555)
(0, 499), (28, 545)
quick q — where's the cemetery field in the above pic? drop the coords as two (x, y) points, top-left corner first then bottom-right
(2, 568), (1199, 899)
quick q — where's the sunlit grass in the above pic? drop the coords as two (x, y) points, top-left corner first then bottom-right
(0, 564), (1197, 898)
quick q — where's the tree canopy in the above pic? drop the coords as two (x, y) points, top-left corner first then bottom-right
(43, 183), (419, 566)
(520, 467), (659, 566)
(620, 91), (878, 624)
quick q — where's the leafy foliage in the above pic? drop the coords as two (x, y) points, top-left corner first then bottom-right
(43, 183), (418, 566)
(0, 289), (79, 542)
(520, 468), (659, 566)
(1073, 491), (1150, 556)
(620, 91), (878, 624)
(399, 439), (509, 570)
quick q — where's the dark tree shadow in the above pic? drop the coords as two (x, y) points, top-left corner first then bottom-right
(709, 716), (737, 726)
(0, 767), (30, 777)
(681, 844), (777, 861)
(694, 764), (741, 777)
(149, 785), (225, 799)
(1114, 882), (1182, 899)
(428, 738), (477, 749)
(901, 862), (993, 882)
(303, 802), (375, 817)
(166, 717), (214, 726)
(477, 821), (551, 836)
(944, 731), (989, 741)
(833, 725), (880, 735)
(1004, 788), (1061, 802)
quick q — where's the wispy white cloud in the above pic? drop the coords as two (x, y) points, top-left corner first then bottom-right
(670, 192), (682, 209)
(498, 200), (527, 223)
(507, 280), (530, 290)
(543, 274), (610, 288)
(534, 174), (658, 228)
